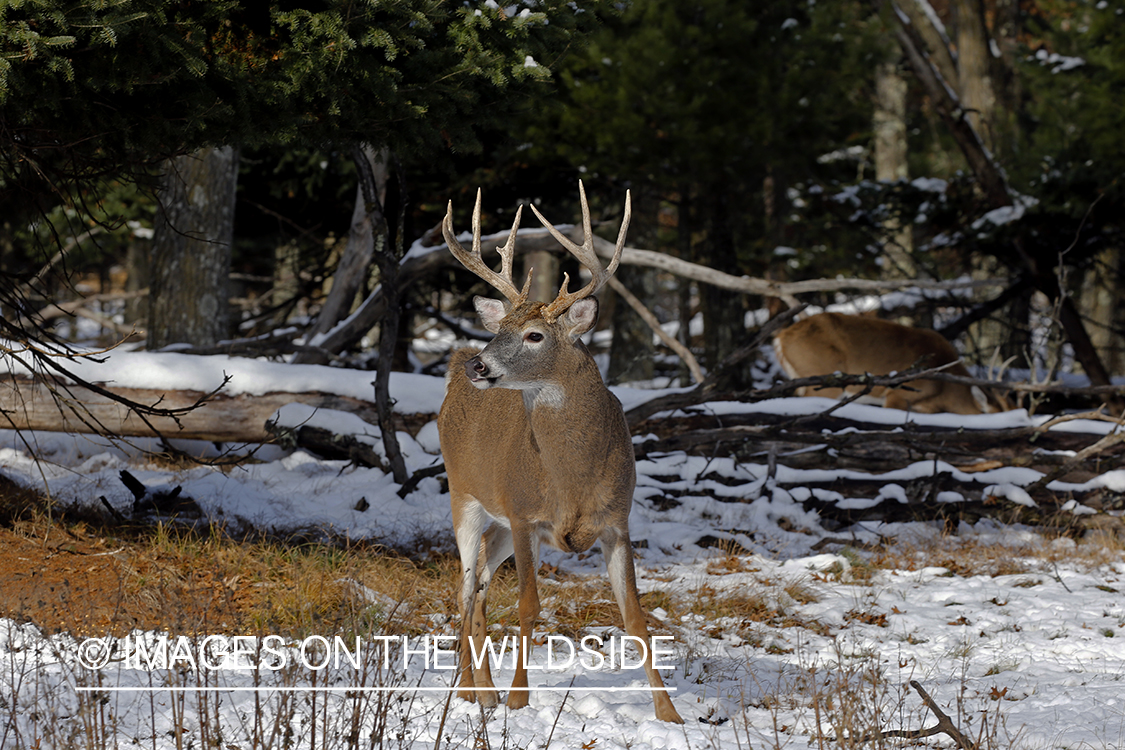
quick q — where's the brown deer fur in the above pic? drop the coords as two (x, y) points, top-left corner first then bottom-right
(437, 184), (683, 723)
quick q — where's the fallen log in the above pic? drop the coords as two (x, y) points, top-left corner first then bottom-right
(265, 421), (389, 471)
(635, 410), (1125, 477)
(0, 374), (397, 443)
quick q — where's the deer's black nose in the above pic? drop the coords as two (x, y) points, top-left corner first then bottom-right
(466, 356), (490, 379)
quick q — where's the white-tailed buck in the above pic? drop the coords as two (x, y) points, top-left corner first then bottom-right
(438, 183), (683, 723)
(773, 312), (1010, 415)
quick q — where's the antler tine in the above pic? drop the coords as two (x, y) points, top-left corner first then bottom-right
(531, 180), (631, 320)
(442, 189), (530, 306)
(498, 204), (534, 301)
(609, 187), (631, 277)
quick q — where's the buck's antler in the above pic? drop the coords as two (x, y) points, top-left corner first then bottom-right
(531, 180), (631, 321)
(442, 188), (532, 306)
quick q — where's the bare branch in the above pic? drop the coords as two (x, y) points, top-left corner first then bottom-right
(624, 305), (806, 427)
(606, 275), (704, 384)
(308, 225), (1009, 362)
(840, 680), (976, 749)
(1026, 412), (1125, 493)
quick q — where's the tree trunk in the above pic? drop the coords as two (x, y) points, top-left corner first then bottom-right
(295, 145), (388, 365)
(874, 61), (908, 185)
(674, 185), (697, 386)
(273, 241), (303, 323)
(1111, 249), (1125, 376)
(148, 146), (238, 349)
(1083, 251), (1118, 374)
(874, 59), (914, 280)
(352, 144), (408, 484)
(697, 187), (749, 389)
(124, 238), (149, 327)
(952, 0), (1006, 359)
(608, 190), (657, 384)
(990, 0), (1022, 145)
(888, 2), (1011, 207)
(953, 0), (997, 153)
(522, 249), (559, 304)
(0, 375), (417, 444)
(892, 0), (959, 97)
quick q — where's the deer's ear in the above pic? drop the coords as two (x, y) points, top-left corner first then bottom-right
(473, 296), (507, 334)
(562, 298), (599, 340)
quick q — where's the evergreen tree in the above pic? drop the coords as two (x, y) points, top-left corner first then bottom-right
(523, 0), (881, 383)
(1, 0), (597, 185)
(1, 0), (604, 278)
(0, 0), (606, 465)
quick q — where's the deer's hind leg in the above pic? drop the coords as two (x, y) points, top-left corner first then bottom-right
(602, 528), (684, 724)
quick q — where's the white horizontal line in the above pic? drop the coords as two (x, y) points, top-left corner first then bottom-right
(75, 686), (676, 694)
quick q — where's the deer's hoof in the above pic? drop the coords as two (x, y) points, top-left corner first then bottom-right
(655, 697), (684, 724)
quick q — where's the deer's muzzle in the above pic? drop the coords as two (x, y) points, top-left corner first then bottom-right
(464, 355), (496, 388)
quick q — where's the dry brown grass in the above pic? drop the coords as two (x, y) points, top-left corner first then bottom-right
(867, 527), (1125, 577)
(0, 483), (459, 638)
(3, 469), (1123, 645)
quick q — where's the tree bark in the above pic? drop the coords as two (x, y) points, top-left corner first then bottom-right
(352, 145), (408, 484)
(124, 239), (149, 328)
(874, 59), (914, 279)
(0, 375), (387, 443)
(953, 0), (997, 153)
(605, 188), (656, 384)
(697, 187), (750, 389)
(148, 146), (239, 349)
(522, 249), (559, 305)
(893, 0), (959, 97)
(296, 145), (388, 363)
(889, 9), (1011, 207)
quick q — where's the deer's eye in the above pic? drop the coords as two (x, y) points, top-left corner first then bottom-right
(526, 332), (545, 343)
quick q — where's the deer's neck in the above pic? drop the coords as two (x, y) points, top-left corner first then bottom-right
(523, 356), (620, 452)
(521, 383), (566, 411)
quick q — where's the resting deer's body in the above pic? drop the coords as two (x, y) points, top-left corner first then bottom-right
(773, 312), (1010, 415)
(437, 184), (682, 723)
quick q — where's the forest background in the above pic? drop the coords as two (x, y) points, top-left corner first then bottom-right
(2, 0), (1125, 437)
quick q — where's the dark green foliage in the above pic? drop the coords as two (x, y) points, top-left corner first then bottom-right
(521, 0), (882, 271)
(548, 1), (876, 182)
(1017, 2), (1125, 213)
(510, 0), (882, 384)
(0, 0), (605, 305)
(0, 0), (600, 208)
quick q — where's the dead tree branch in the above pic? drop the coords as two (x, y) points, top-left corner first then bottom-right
(847, 680), (976, 749)
(1026, 412), (1125, 493)
(304, 225), (1007, 362)
(607, 275), (704, 383)
(624, 305), (806, 426)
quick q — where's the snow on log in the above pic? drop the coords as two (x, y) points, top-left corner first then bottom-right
(0, 374), (385, 443)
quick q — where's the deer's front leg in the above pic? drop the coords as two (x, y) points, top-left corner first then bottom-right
(453, 497), (488, 703)
(467, 524), (515, 707)
(508, 522), (541, 710)
(602, 528), (684, 724)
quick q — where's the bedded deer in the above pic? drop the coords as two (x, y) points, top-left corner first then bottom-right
(437, 183), (683, 723)
(773, 312), (1010, 415)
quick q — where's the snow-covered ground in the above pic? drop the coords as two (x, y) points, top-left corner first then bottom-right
(2, 350), (1124, 749)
